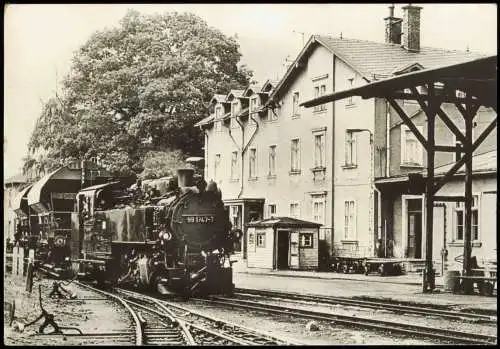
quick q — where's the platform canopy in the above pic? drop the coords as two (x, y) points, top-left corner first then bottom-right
(301, 54), (497, 294)
(12, 184), (33, 217)
(301, 55), (496, 109)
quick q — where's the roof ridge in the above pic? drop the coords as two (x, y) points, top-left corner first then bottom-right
(315, 34), (486, 55)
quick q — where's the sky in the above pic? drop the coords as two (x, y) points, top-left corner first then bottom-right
(4, 3), (497, 179)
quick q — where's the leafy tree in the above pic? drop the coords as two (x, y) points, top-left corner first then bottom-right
(140, 149), (187, 179)
(26, 10), (252, 177)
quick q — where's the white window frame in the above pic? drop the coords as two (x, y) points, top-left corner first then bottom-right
(256, 232), (266, 247)
(267, 204), (277, 218)
(401, 124), (424, 166)
(292, 91), (300, 116)
(268, 145), (277, 177)
(345, 130), (357, 166)
(230, 205), (242, 230)
(214, 154), (221, 181)
(344, 199), (357, 240)
(249, 147), (257, 179)
(311, 194), (326, 225)
(230, 102), (240, 129)
(299, 233), (314, 248)
(346, 78), (355, 105)
(454, 194), (480, 242)
(313, 130), (326, 169)
(214, 106), (223, 132)
(313, 84), (327, 112)
(231, 150), (239, 180)
(290, 138), (301, 172)
(250, 96), (260, 113)
(290, 202), (300, 218)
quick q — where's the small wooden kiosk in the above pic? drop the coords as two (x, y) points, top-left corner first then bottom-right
(246, 217), (320, 271)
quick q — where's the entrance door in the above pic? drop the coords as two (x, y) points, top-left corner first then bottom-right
(407, 199), (422, 259)
(277, 230), (290, 269)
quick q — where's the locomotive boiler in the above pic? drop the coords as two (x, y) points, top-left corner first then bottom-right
(74, 169), (238, 296)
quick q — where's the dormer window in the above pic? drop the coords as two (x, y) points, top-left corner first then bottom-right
(250, 96), (260, 113)
(215, 106), (223, 132)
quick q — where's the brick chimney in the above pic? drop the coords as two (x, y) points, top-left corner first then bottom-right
(402, 4), (423, 52)
(384, 4), (402, 44)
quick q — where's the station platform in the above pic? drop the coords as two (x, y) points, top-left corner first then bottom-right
(231, 260), (497, 313)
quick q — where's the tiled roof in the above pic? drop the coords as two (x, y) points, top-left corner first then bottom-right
(210, 94), (227, 104)
(194, 114), (214, 127)
(228, 89), (244, 99)
(315, 35), (486, 79)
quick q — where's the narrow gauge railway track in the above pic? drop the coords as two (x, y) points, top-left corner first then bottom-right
(200, 295), (497, 345)
(234, 288), (497, 323)
(116, 288), (301, 345)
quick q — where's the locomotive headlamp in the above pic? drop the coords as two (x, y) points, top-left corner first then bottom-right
(162, 232), (172, 241)
(102, 221), (107, 230)
(158, 232), (164, 239)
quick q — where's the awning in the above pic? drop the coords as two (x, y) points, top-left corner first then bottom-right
(13, 184), (33, 217)
(27, 168), (62, 213)
(27, 166), (82, 213)
(77, 181), (122, 200)
(246, 216), (321, 229)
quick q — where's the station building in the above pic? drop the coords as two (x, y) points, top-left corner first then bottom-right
(195, 5), (496, 270)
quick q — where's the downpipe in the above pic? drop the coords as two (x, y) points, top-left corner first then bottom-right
(237, 109), (260, 199)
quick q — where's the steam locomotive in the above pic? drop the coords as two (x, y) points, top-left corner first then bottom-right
(73, 169), (239, 296)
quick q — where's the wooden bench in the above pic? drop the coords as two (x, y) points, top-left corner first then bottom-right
(454, 268), (497, 296)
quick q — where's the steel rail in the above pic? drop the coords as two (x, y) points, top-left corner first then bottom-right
(234, 288), (497, 323)
(116, 287), (300, 345)
(202, 296), (497, 345)
(74, 281), (143, 345)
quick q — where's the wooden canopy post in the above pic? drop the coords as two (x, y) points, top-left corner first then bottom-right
(300, 56), (497, 295)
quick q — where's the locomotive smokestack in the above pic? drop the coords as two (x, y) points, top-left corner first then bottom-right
(177, 168), (195, 188)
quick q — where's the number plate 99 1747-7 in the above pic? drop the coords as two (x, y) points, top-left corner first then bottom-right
(183, 215), (216, 224)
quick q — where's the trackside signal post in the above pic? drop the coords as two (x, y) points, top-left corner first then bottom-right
(300, 56), (497, 294)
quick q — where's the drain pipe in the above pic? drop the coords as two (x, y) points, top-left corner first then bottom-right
(228, 116), (245, 199)
(238, 109), (260, 199)
(385, 100), (391, 177)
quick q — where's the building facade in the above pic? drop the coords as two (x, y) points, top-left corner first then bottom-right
(195, 5), (496, 267)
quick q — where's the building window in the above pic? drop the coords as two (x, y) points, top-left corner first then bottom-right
(215, 106), (223, 132)
(455, 195), (479, 241)
(214, 154), (221, 180)
(344, 200), (356, 240)
(256, 233), (266, 247)
(346, 78), (354, 105)
(230, 103), (239, 128)
(290, 202), (300, 218)
(312, 195), (326, 225)
(231, 151), (239, 180)
(290, 139), (300, 172)
(292, 92), (300, 116)
(300, 233), (314, 248)
(313, 84), (327, 112)
(268, 204), (277, 218)
(345, 131), (357, 166)
(268, 145), (276, 176)
(314, 133), (326, 168)
(268, 108), (278, 121)
(401, 125), (424, 166)
(250, 96), (260, 113)
(249, 148), (257, 178)
(230, 205), (242, 230)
